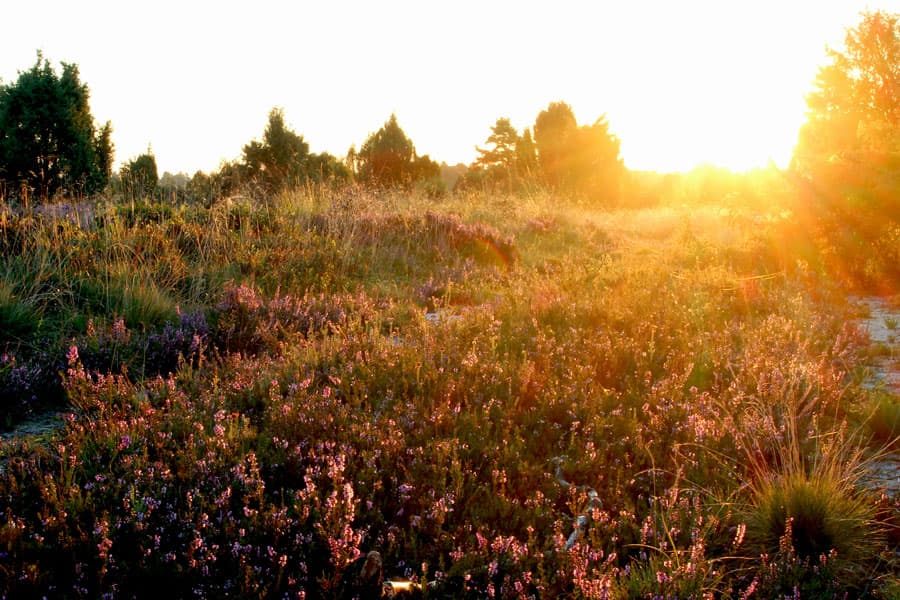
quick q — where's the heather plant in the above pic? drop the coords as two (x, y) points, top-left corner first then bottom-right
(0, 352), (42, 425)
(0, 186), (896, 598)
(0, 346), (67, 425)
(74, 310), (209, 379)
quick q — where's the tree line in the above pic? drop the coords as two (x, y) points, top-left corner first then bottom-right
(0, 53), (626, 206)
(0, 11), (896, 209)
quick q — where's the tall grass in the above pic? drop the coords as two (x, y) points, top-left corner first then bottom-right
(736, 391), (881, 593)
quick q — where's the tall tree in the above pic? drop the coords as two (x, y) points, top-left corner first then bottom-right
(515, 128), (538, 179)
(242, 108), (310, 193)
(475, 118), (519, 173)
(534, 102), (578, 187)
(0, 53), (113, 200)
(121, 150), (159, 199)
(93, 122), (114, 193)
(568, 116), (625, 204)
(793, 11), (899, 184)
(358, 114), (416, 187)
(473, 117), (521, 190)
(531, 102), (625, 203)
(791, 11), (900, 289)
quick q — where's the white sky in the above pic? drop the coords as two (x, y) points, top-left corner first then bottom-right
(2, 1), (897, 174)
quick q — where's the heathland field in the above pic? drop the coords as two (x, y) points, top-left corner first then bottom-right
(0, 187), (898, 598)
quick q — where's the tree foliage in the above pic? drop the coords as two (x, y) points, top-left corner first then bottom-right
(120, 151), (158, 200)
(515, 128), (538, 179)
(794, 11), (899, 195)
(567, 116), (625, 203)
(242, 108), (310, 194)
(305, 152), (351, 184)
(791, 11), (900, 289)
(0, 53), (113, 200)
(532, 102), (624, 203)
(357, 114), (418, 187)
(534, 102), (578, 188)
(475, 118), (519, 174)
(240, 108), (350, 195)
(469, 119), (541, 192)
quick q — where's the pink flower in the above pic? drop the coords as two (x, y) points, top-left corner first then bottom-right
(66, 345), (79, 366)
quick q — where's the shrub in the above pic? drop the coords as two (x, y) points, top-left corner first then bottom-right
(739, 424), (881, 594)
(868, 392), (900, 447)
(0, 281), (40, 344)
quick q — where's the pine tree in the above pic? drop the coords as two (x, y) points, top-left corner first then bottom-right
(0, 53), (113, 200)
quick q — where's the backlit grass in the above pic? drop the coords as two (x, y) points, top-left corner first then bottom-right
(0, 187), (896, 598)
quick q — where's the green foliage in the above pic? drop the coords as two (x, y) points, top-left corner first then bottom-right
(723, 369), (885, 595)
(242, 108), (310, 194)
(93, 122), (114, 194)
(185, 170), (215, 205)
(745, 456), (875, 556)
(0, 281), (39, 344)
(305, 151), (351, 184)
(471, 118), (543, 193)
(357, 114), (417, 187)
(114, 280), (178, 329)
(515, 127), (538, 179)
(795, 10), (899, 177)
(475, 117), (519, 181)
(209, 161), (245, 199)
(0, 53), (112, 200)
(237, 109), (351, 195)
(120, 151), (159, 200)
(790, 11), (900, 290)
(868, 392), (900, 445)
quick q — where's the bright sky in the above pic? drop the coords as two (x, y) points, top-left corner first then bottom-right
(2, 1), (897, 174)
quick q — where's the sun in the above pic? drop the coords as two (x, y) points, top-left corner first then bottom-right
(601, 50), (810, 174)
(549, 2), (859, 175)
(614, 97), (804, 174)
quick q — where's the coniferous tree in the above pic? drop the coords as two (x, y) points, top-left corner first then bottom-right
(242, 108), (310, 193)
(358, 114), (416, 187)
(476, 118), (519, 172)
(121, 150), (158, 199)
(0, 53), (113, 200)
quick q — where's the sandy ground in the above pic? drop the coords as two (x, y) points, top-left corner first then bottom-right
(852, 296), (900, 497)
(853, 296), (900, 391)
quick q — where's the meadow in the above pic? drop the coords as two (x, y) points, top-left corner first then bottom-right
(0, 186), (898, 598)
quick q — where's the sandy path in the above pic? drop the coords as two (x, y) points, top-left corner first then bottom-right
(853, 296), (900, 497)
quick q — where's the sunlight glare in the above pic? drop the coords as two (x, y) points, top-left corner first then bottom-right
(0, 0), (889, 174)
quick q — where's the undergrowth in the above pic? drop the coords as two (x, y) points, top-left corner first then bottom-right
(0, 187), (897, 598)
